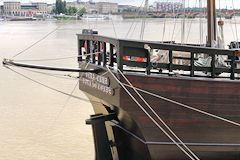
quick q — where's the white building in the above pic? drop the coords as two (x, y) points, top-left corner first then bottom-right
(67, 1), (118, 14)
(153, 2), (183, 12)
(97, 2), (118, 14)
(2, 1), (47, 16)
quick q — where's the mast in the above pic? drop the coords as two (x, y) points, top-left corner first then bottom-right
(207, 0), (217, 47)
(181, 0), (186, 44)
(199, 0), (203, 45)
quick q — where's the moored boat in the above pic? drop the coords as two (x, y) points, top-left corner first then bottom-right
(9, 17), (37, 21)
(75, 0), (240, 159)
(77, 31), (240, 160)
(2, 0), (240, 159)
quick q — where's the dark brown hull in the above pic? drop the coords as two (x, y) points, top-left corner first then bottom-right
(79, 63), (240, 160)
(119, 73), (240, 160)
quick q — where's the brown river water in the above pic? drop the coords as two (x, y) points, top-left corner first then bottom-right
(0, 18), (239, 160)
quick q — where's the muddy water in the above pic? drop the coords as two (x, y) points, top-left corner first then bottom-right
(0, 17), (239, 160)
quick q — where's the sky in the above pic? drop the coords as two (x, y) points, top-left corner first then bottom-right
(0, 0), (240, 9)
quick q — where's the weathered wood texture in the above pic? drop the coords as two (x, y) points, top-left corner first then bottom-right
(77, 34), (240, 160)
(119, 73), (240, 160)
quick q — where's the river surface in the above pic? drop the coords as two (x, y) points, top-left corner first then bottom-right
(0, 17), (239, 160)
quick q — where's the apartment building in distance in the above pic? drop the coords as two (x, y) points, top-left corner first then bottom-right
(66, 1), (98, 14)
(1, 1), (47, 16)
(66, 0), (118, 14)
(153, 1), (183, 12)
(97, 2), (118, 14)
(0, 5), (3, 15)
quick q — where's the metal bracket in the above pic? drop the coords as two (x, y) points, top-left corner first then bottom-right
(86, 113), (117, 160)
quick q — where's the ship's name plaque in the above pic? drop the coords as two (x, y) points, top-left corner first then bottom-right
(80, 73), (114, 96)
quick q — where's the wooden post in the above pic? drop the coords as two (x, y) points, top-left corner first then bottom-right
(190, 52), (195, 77)
(230, 53), (236, 80)
(98, 41), (101, 65)
(211, 53), (215, 78)
(103, 42), (107, 66)
(207, 0), (216, 46)
(169, 50), (173, 72)
(92, 41), (96, 64)
(110, 44), (114, 67)
(146, 49), (151, 75)
(86, 40), (90, 62)
(78, 39), (83, 62)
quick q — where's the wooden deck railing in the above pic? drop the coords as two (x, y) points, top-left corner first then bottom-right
(77, 34), (240, 80)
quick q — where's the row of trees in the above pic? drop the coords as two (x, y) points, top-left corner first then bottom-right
(53, 0), (87, 16)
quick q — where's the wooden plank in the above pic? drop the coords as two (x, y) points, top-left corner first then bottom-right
(123, 47), (148, 57)
(124, 61), (147, 68)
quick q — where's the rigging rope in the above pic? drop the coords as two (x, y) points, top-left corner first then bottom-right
(186, 0), (198, 43)
(170, 1), (177, 42)
(181, 0), (186, 44)
(3, 65), (101, 105)
(106, 67), (198, 160)
(14, 55), (79, 62)
(117, 69), (200, 160)
(13, 52), (101, 63)
(11, 17), (74, 59)
(125, 0), (145, 38)
(199, 0), (203, 45)
(12, 26), (60, 59)
(171, 0), (183, 42)
(140, 0), (148, 40)
(231, 0), (239, 48)
(18, 67), (79, 80)
(26, 80), (80, 160)
(24, 61), (94, 160)
(111, 19), (118, 37)
(162, 0), (169, 42)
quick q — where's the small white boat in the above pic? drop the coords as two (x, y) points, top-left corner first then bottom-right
(44, 18), (57, 21)
(81, 14), (108, 20)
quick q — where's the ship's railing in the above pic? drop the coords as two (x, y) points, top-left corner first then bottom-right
(77, 34), (240, 80)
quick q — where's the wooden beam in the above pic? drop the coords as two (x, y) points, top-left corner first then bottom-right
(207, 0), (217, 46)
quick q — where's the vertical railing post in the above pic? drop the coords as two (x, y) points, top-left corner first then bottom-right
(103, 42), (107, 66)
(86, 40), (90, 62)
(78, 39), (83, 62)
(97, 41), (102, 65)
(169, 50), (173, 72)
(117, 41), (123, 72)
(109, 44), (114, 67)
(211, 53), (216, 78)
(92, 41), (96, 64)
(190, 52), (195, 77)
(230, 52), (236, 80)
(146, 49), (151, 75)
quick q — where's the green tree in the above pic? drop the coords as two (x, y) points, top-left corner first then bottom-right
(78, 7), (87, 16)
(55, 0), (67, 14)
(67, 6), (78, 15)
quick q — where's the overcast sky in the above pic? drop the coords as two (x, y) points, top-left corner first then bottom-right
(0, 0), (239, 9)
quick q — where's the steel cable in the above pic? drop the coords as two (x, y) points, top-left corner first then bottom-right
(117, 69), (200, 160)
(107, 67), (197, 160)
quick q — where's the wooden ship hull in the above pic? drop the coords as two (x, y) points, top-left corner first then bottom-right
(77, 32), (240, 160)
(79, 63), (240, 160)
